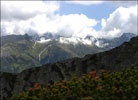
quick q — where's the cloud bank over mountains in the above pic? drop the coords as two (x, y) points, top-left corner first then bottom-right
(100, 5), (137, 38)
(1, 1), (137, 39)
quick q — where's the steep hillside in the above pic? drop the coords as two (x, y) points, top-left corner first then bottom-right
(0, 34), (31, 46)
(0, 36), (138, 100)
(1, 36), (101, 73)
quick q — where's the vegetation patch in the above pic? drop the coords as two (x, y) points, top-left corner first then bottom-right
(10, 67), (138, 100)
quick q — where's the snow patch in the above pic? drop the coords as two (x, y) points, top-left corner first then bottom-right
(59, 37), (93, 45)
(38, 44), (52, 61)
(32, 41), (37, 48)
(37, 37), (51, 43)
(95, 40), (109, 48)
(35, 36), (109, 48)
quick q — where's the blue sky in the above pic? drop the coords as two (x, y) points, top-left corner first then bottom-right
(59, 1), (137, 31)
(60, 2), (116, 20)
(59, 2), (117, 31)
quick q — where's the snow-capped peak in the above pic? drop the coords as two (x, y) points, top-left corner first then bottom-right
(59, 36), (95, 45)
(37, 37), (52, 43)
(33, 32), (136, 48)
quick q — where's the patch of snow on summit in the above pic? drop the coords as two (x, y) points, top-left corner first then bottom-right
(37, 37), (51, 43)
(59, 37), (93, 45)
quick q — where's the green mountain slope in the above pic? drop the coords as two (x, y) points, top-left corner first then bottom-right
(1, 35), (102, 73)
(1, 33), (136, 73)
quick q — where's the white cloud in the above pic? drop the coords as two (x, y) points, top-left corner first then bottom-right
(1, 1), (59, 35)
(99, 5), (137, 39)
(1, 1), (98, 38)
(1, 1), (59, 20)
(66, 1), (137, 7)
(66, 1), (103, 6)
(21, 14), (97, 38)
(107, 1), (137, 7)
(1, 1), (137, 40)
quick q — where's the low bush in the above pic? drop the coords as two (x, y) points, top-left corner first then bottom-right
(10, 67), (138, 100)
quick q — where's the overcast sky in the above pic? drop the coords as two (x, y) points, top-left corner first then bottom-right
(1, 1), (138, 39)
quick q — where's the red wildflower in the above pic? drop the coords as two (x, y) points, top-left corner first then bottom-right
(101, 69), (105, 73)
(61, 85), (65, 88)
(29, 88), (33, 91)
(97, 84), (102, 89)
(62, 80), (65, 83)
(55, 82), (59, 86)
(34, 83), (39, 88)
(84, 97), (90, 100)
(95, 76), (99, 80)
(90, 71), (96, 77)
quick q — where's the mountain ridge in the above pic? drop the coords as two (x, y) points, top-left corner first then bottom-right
(0, 36), (138, 99)
(1, 33), (136, 73)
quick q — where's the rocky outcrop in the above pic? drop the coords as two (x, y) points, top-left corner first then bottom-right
(0, 36), (138, 100)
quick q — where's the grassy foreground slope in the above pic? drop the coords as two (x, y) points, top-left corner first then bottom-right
(10, 66), (138, 100)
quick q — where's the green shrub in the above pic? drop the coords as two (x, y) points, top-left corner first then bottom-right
(10, 67), (138, 100)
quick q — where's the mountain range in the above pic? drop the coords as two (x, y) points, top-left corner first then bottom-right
(0, 36), (138, 99)
(0, 33), (137, 73)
